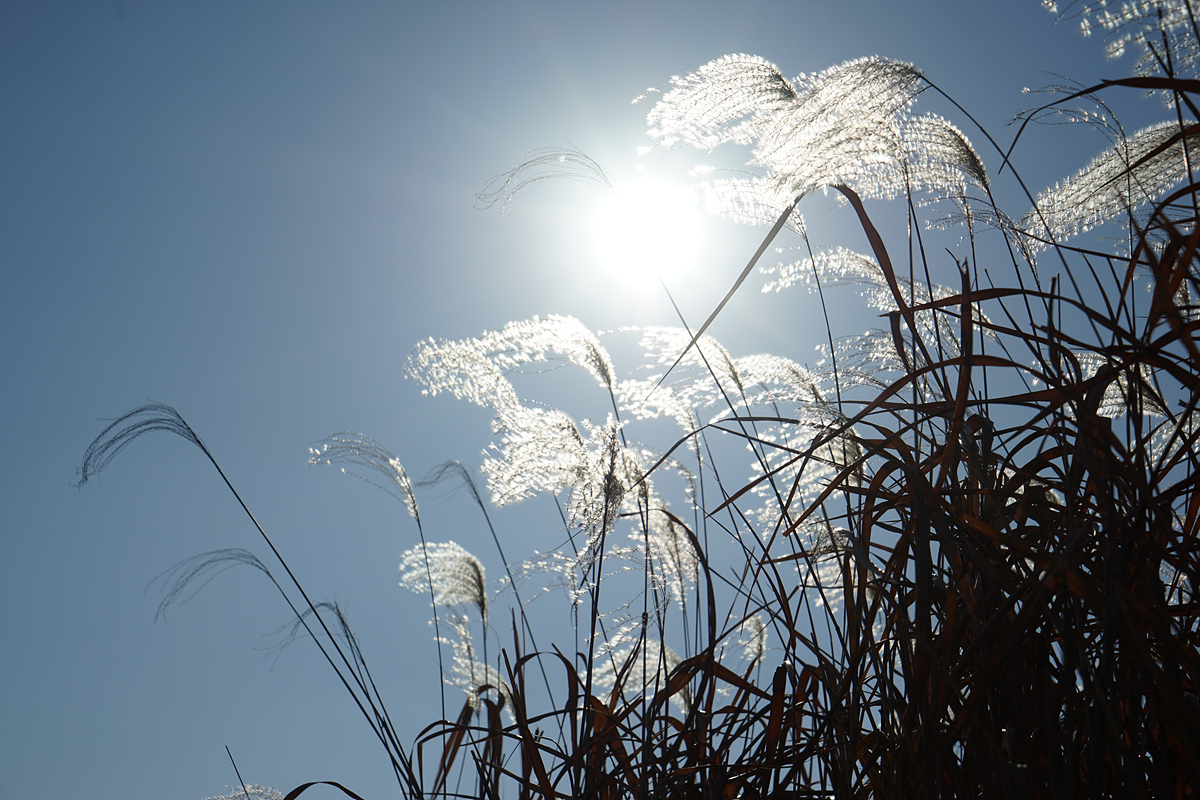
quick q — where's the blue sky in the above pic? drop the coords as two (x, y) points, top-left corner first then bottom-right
(0, 2), (1139, 798)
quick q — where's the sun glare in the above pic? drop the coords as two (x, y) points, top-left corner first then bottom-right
(593, 179), (701, 290)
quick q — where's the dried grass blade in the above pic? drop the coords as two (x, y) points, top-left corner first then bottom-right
(647, 195), (801, 401)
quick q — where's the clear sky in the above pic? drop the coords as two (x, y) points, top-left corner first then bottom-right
(0, 2), (1144, 798)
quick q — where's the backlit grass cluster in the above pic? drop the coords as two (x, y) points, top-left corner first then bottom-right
(82, 4), (1198, 798)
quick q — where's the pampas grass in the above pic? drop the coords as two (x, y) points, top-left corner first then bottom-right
(80, 5), (1200, 797)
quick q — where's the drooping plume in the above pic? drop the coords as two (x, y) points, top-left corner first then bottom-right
(647, 55), (986, 204)
(309, 433), (421, 525)
(406, 314), (617, 400)
(593, 638), (690, 713)
(474, 146), (614, 214)
(400, 541), (489, 625)
(439, 614), (511, 710)
(1049, 0), (1200, 79)
(484, 404), (586, 506)
(1021, 120), (1200, 246)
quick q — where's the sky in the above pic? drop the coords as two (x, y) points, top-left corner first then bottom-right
(0, 2), (1148, 798)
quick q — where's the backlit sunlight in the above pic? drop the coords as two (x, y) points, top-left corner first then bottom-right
(593, 179), (701, 289)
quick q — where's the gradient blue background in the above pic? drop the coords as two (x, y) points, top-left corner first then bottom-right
(0, 2), (1139, 798)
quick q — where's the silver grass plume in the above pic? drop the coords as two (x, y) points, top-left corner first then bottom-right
(729, 353), (860, 527)
(151, 549), (274, 622)
(738, 614), (768, 667)
(697, 175), (809, 233)
(308, 433), (421, 525)
(502, 446), (692, 615)
(1149, 413), (1198, 465)
(615, 377), (697, 432)
(647, 55), (986, 203)
(745, 408), (864, 534)
(627, 483), (699, 601)
(408, 317), (623, 507)
(644, 54), (801, 151)
(406, 314), (616, 400)
(751, 57), (923, 196)
(399, 541), (488, 625)
(762, 246), (990, 371)
(593, 638), (690, 712)
(631, 326), (746, 416)
(440, 614), (511, 710)
(479, 314), (616, 393)
(201, 786), (284, 800)
(475, 146), (614, 214)
(1020, 120), (1200, 247)
(484, 403), (586, 506)
(897, 113), (990, 196)
(406, 337), (520, 411)
(567, 416), (639, 535)
(733, 353), (825, 407)
(76, 403), (203, 487)
(1050, 0), (1200, 79)
(1073, 350), (1168, 418)
(504, 417), (651, 599)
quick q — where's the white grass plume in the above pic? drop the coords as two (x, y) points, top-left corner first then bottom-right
(733, 353), (825, 406)
(615, 377), (698, 433)
(441, 614), (511, 710)
(406, 315), (616, 406)
(484, 404), (586, 506)
(644, 54), (800, 151)
(762, 246), (990, 374)
(406, 337), (520, 410)
(505, 417), (650, 601)
(309, 433), (421, 525)
(593, 638), (690, 713)
(696, 175), (809, 233)
(648, 55), (986, 205)
(475, 146), (614, 214)
(399, 541), (488, 624)
(631, 326), (746, 416)
(479, 314), (616, 393)
(645, 504), (698, 597)
(744, 409), (864, 535)
(201, 786), (283, 800)
(625, 484), (699, 603)
(566, 416), (644, 536)
(1020, 120), (1200, 247)
(1050, 0), (1200, 79)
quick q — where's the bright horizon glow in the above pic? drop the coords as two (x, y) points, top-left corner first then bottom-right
(593, 179), (702, 290)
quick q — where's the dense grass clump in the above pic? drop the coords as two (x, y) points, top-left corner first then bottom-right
(82, 4), (1198, 798)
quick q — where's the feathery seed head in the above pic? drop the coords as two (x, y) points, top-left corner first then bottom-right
(399, 541), (488, 624)
(1052, 1), (1199, 79)
(441, 614), (511, 711)
(482, 314), (617, 392)
(309, 433), (421, 524)
(76, 403), (204, 487)
(739, 614), (768, 665)
(202, 787), (284, 800)
(484, 404), (586, 506)
(1020, 120), (1200, 247)
(406, 337), (521, 411)
(475, 147), (614, 214)
(594, 638), (690, 712)
(647, 53), (991, 234)
(405, 315), (616, 407)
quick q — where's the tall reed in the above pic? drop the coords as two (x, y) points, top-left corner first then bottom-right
(80, 4), (1199, 797)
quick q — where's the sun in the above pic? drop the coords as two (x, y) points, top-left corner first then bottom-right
(593, 179), (702, 290)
